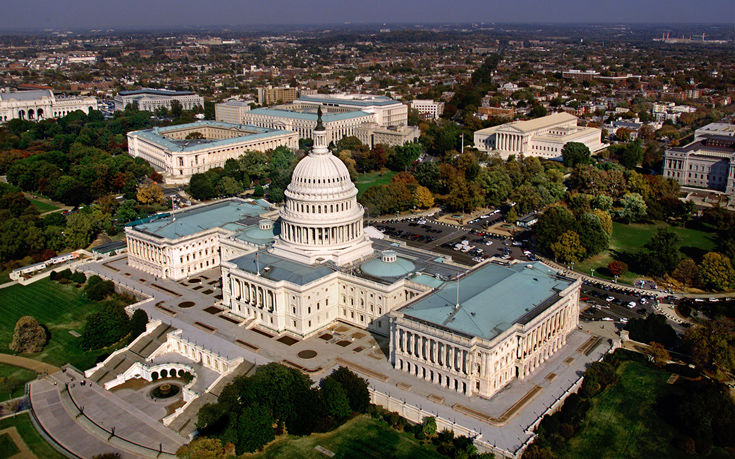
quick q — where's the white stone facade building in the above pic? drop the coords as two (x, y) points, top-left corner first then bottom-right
(125, 199), (279, 280)
(114, 89), (204, 112)
(0, 89), (97, 122)
(239, 106), (376, 145)
(663, 134), (735, 194)
(390, 262), (581, 397)
(473, 112), (604, 160)
(411, 99), (445, 120)
(296, 93), (408, 127)
(126, 121), (298, 183)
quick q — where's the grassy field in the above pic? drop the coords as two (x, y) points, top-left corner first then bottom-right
(0, 364), (37, 401)
(355, 170), (397, 197)
(28, 198), (59, 213)
(576, 221), (717, 284)
(0, 413), (65, 459)
(0, 279), (108, 370)
(249, 415), (441, 459)
(564, 361), (687, 459)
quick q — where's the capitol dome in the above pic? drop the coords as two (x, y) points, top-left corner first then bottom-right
(271, 107), (374, 266)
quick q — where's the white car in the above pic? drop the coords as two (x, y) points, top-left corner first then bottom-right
(640, 298), (647, 304)
(627, 301), (637, 309)
(602, 317), (614, 321)
(620, 318), (628, 324)
(606, 296), (615, 302)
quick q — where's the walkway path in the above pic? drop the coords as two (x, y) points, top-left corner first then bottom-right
(0, 354), (59, 375)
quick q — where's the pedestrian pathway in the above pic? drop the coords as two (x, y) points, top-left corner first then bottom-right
(0, 354), (59, 375)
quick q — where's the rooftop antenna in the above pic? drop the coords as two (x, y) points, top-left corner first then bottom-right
(255, 252), (260, 276)
(170, 195), (176, 222)
(455, 272), (462, 309)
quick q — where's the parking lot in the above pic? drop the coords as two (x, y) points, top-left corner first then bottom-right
(371, 214), (531, 266)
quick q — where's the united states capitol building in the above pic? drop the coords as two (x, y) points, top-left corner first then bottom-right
(125, 113), (580, 397)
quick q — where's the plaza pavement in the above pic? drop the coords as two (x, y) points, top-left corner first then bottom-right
(76, 254), (612, 455)
(29, 367), (187, 458)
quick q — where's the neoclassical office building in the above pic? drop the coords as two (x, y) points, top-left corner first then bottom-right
(127, 121), (298, 183)
(125, 113), (581, 396)
(0, 89), (97, 122)
(473, 112), (604, 160)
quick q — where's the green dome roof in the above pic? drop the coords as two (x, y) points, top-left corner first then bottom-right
(360, 254), (415, 278)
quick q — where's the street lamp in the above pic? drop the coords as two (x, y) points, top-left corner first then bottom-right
(591, 268), (595, 277)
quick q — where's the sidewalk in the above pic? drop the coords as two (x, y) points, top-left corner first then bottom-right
(0, 354), (59, 375)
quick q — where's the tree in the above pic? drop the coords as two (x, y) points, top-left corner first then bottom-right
(215, 176), (242, 197)
(615, 127), (631, 142)
(506, 206), (518, 224)
(577, 213), (610, 257)
(387, 142), (421, 171)
(591, 195), (613, 212)
(627, 314), (678, 348)
(136, 182), (164, 205)
(607, 260), (628, 276)
(477, 168), (513, 206)
(534, 206), (578, 253)
(129, 309), (148, 342)
(252, 185), (264, 198)
(324, 366), (371, 413)
(551, 231), (586, 264)
(698, 252), (735, 291)
(592, 209), (613, 235)
(222, 405), (274, 455)
(648, 342), (670, 367)
(422, 416), (437, 437)
(619, 140), (643, 169)
(188, 173), (215, 201)
(413, 185), (434, 209)
(672, 258), (699, 287)
(176, 437), (234, 459)
(617, 193), (647, 223)
(562, 142), (591, 167)
(319, 377), (351, 420)
(80, 303), (131, 350)
(9, 316), (46, 353)
(684, 320), (734, 372)
(413, 161), (441, 193)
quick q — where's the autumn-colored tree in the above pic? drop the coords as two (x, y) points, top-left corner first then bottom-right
(9, 316), (46, 353)
(392, 171), (418, 185)
(136, 182), (164, 205)
(176, 437), (235, 459)
(413, 185), (434, 209)
(592, 208), (613, 235)
(684, 320), (735, 373)
(648, 342), (670, 368)
(672, 258), (699, 287)
(698, 252), (735, 291)
(551, 231), (586, 264)
(615, 127), (631, 141)
(607, 260), (628, 276)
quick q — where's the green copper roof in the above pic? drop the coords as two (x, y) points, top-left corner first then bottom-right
(360, 256), (416, 279)
(230, 251), (335, 286)
(401, 262), (574, 340)
(133, 199), (270, 239)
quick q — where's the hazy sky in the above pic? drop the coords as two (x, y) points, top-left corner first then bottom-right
(2, 0), (734, 30)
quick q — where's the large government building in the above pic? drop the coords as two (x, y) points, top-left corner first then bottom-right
(126, 121), (298, 183)
(125, 112), (581, 397)
(114, 89), (204, 112)
(217, 93), (419, 148)
(0, 89), (97, 122)
(663, 133), (735, 194)
(473, 112), (604, 160)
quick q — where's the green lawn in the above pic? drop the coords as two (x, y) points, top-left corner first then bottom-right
(575, 221), (717, 284)
(355, 170), (397, 197)
(0, 279), (109, 370)
(249, 415), (442, 459)
(564, 361), (687, 459)
(0, 432), (20, 458)
(0, 364), (37, 402)
(28, 198), (59, 213)
(0, 413), (65, 459)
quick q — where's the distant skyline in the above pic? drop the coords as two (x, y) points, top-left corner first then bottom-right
(1, 0), (734, 30)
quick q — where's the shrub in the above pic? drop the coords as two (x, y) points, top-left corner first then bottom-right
(129, 309), (148, 342)
(84, 279), (115, 301)
(80, 303), (130, 349)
